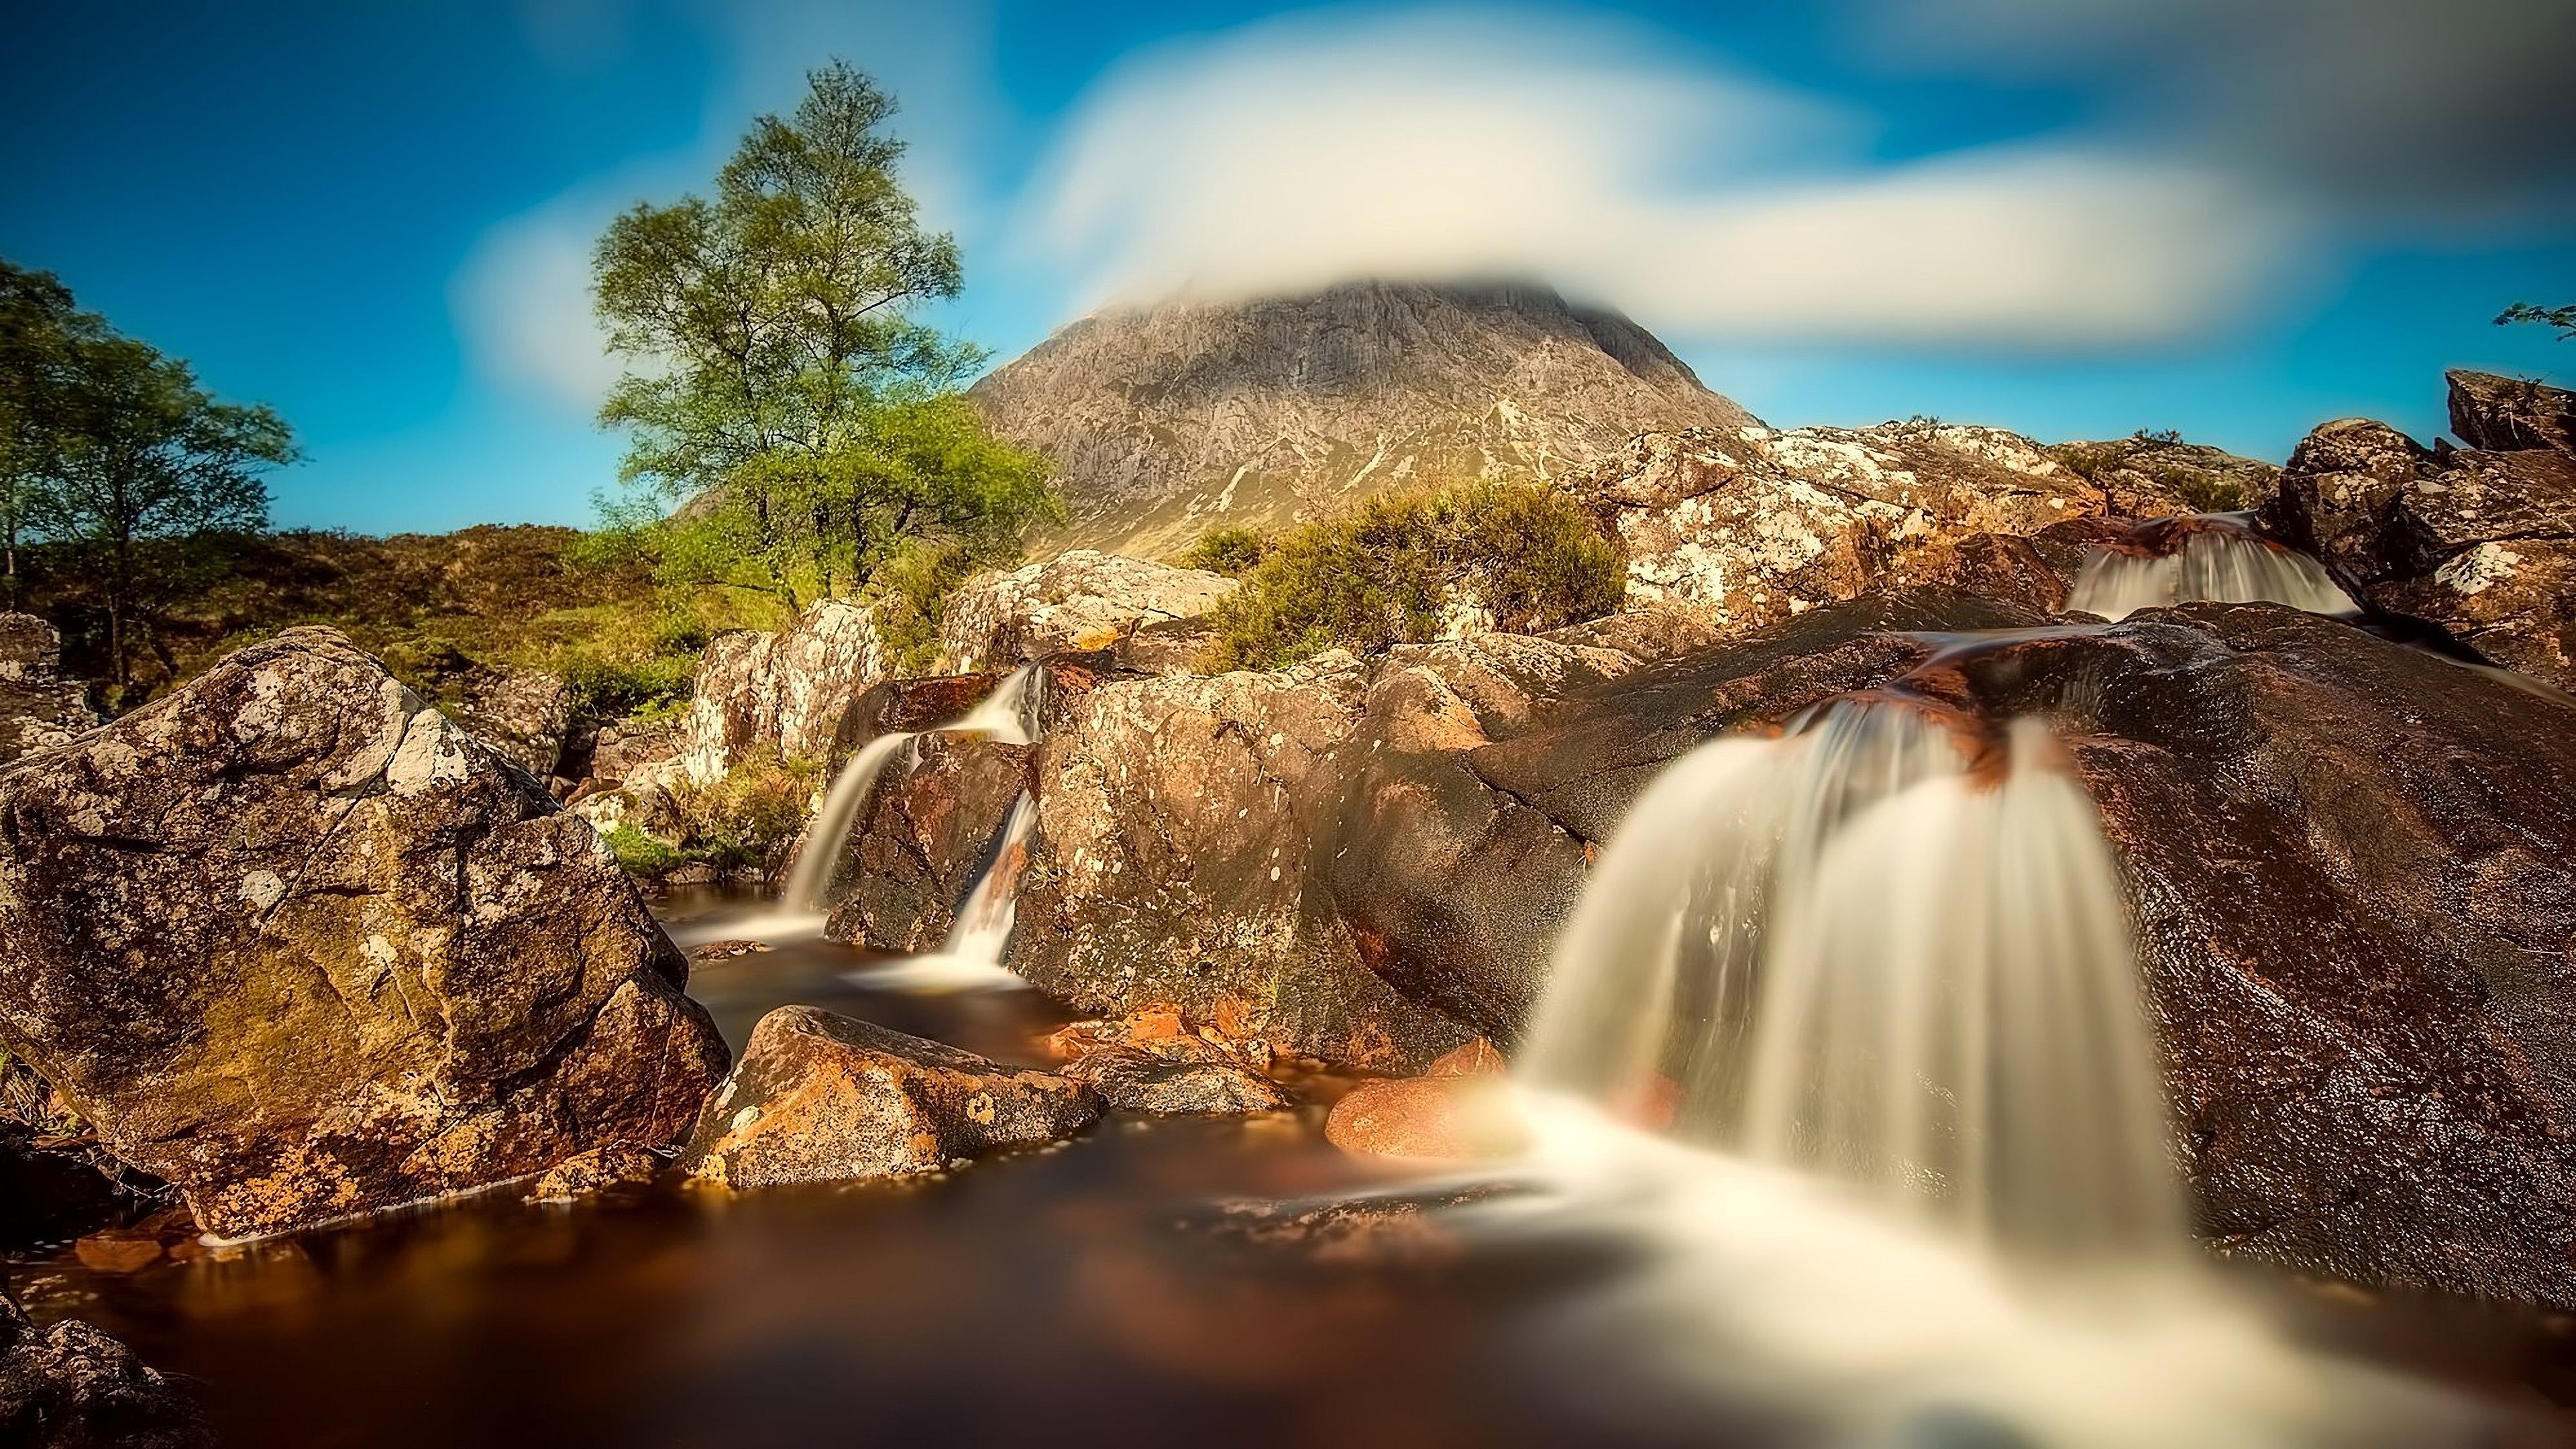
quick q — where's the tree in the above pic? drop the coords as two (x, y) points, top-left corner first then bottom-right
(2496, 301), (2576, 341)
(592, 61), (1056, 614)
(0, 262), (105, 609)
(32, 335), (293, 688)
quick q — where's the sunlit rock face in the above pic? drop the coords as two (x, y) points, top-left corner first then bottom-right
(680, 1006), (1098, 1188)
(0, 627), (728, 1239)
(1571, 421), (2123, 639)
(2265, 374), (2576, 689)
(674, 596), (892, 784)
(971, 280), (1761, 560)
(0, 612), (97, 764)
(936, 551), (1236, 676)
(446, 663), (572, 782)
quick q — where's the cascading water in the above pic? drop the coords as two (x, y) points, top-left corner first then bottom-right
(2065, 513), (2356, 621)
(1489, 686), (2484, 1445)
(857, 790), (1038, 992)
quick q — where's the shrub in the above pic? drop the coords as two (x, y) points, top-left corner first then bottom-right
(601, 823), (686, 881)
(2161, 464), (2246, 514)
(671, 755), (821, 887)
(1203, 481), (1624, 671)
(1181, 526), (1270, 577)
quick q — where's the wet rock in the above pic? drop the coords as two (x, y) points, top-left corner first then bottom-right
(1187, 1183), (1521, 1267)
(2264, 398), (2576, 688)
(0, 614), (96, 765)
(526, 1145), (664, 1202)
(681, 1006), (1099, 1189)
(1010, 653), (1481, 1071)
(819, 732), (1033, 951)
(1324, 1075), (1531, 1161)
(1471, 593), (2576, 1304)
(2447, 368), (2576, 455)
(689, 939), (772, 963)
(1046, 1006), (1293, 1115)
(1427, 1039), (1507, 1077)
(0, 627), (729, 1238)
(936, 551), (1236, 675)
(674, 597), (892, 784)
(1573, 421), (2110, 640)
(0, 1291), (213, 1449)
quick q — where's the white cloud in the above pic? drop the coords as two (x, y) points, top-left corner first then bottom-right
(449, 193), (625, 413)
(1017, 8), (2302, 350)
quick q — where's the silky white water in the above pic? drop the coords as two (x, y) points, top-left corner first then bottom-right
(854, 790), (1036, 993)
(1501, 696), (2490, 1444)
(2067, 515), (2357, 621)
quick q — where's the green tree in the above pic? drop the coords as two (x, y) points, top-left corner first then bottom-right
(0, 262), (105, 609)
(32, 335), (294, 688)
(2496, 301), (2576, 340)
(592, 61), (1055, 613)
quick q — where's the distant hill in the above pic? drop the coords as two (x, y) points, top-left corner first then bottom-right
(970, 280), (1760, 559)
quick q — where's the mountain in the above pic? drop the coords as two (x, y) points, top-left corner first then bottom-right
(969, 280), (1760, 559)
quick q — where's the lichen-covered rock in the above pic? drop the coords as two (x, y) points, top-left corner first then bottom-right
(0, 627), (729, 1238)
(674, 598), (892, 784)
(526, 1144), (664, 1202)
(1045, 1006), (1293, 1115)
(936, 551), (1237, 675)
(2051, 435), (2282, 516)
(680, 1007), (1099, 1189)
(1573, 421), (2111, 639)
(445, 665), (572, 782)
(2264, 382), (2576, 688)
(0, 1291), (214, 1449)
(0, 614), (96, 765)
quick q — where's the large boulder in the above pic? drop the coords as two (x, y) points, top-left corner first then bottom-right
(680, 1006), (1098, 1188)
(0, 627), (729, 1238)
(1, 1292), (213, 1449)
(0, 614), (96, 765)
(674, 597), (892, 784)
(2264, 383), (2576, 688)
(445, 664), (572, 782)
(936, 551), (1237, 676)
(1572, 421), (2116, 639)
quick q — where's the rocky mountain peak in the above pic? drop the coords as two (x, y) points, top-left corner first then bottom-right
(970, 280), (1760, 559)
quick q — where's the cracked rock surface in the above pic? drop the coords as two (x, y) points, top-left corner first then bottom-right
(0, 627), (729, 1238)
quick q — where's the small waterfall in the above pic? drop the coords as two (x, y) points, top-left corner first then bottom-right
(2066, 514), (2356, 621)
(1519, 698), (2180, 1257)
(849, 793), (1038, 994)
(780, 665), (1042, 916)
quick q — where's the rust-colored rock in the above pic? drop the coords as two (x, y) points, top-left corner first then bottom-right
(527, 1145), (664, 1203)
(681, 1007), (1099, 1189)
(1324, 1076), (1530, 1161)
(0, 627), (729, 1238)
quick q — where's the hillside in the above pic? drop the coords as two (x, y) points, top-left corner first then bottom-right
(970, 280), (1760, 559)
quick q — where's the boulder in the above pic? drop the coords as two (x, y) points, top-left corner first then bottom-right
(2447, 368), (2576, 455)
(680, 1006), (1099, 1189)
(674, 597), (892, 784)
(0, 1292), (213, 1449)
(0, 627), (729, 1238)
(1572, 420), (2112, 639)
(936, 551), (1236, 675)
(2051, 435), (2282, 516)
(1324, 1076), (1530, 1161)
(526, 1144), (663, 1203)
(2264, 395), (2576, 689)
(1044, 1006), (1294, 1115)
(0, 614), (95, 765)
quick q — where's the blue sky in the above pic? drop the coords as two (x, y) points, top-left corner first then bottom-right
(4, 0), (2571, 535)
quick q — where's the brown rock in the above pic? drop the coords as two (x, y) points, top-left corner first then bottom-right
(673, 597), (894, 785)
(1427, 1039), (1507, 1077)
(2447, 368), (2576, 455)
(0, 1291), (213, 1448)
(527, 1145), (664, 1202)
(935, 551), (1238, 674)
(1324, 1076), (1531, 1161)
(0, 627), (729, 1238)
(690, 939), (772, 963)
(1059, 1048), (1295, 1116)
(681, 1007), (1099, 1189)
(0, 613), (96, 765)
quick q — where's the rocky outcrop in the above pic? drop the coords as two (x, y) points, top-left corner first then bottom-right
(0, 614), (95, 765)
(680, 1007), (1098, 1188)
(936, 551), (1236, 675)
(2051, 434), (2281, 516)
(1, 1292), (213, 1448)
(971, 281), (1761, 559)
(0, 628), (729, 1238)
(1571, 421), (2115, 639)
(2263, 374), (2576, 688)
(2448, 368), (2576, 455)
(446, 664), (571, 782)
(674, 598), (892, 784)
(1044, 1007), (1293, 1116)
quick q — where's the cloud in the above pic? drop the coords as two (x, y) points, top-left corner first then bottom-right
(1017, 7), (2302, 350)
(449, 193), (625, 413)
(1868, 0), (2576, 223)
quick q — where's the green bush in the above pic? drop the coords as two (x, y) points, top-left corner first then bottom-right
(672, 755), (822, 887)
(1181, 525), (1270, 577)
(563, 652), (697, 722)
(1203, 481), (1625, 672)
(601, 823), (686, 880)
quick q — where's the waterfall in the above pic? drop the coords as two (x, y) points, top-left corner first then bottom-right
(1519, 697), (2180, 1258)
(942, 791), (1038, 966)
(780, 665), (1042, 916)
(2066, 514), (2356, 621)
